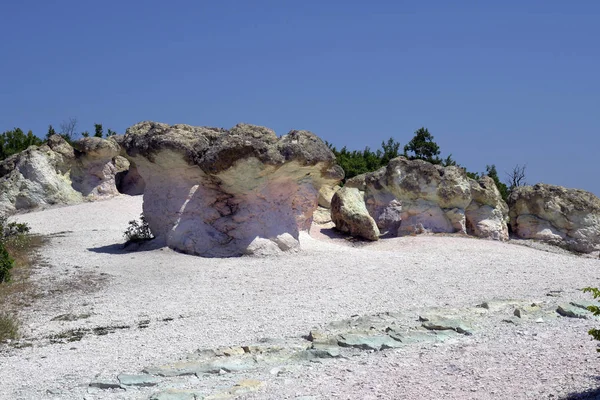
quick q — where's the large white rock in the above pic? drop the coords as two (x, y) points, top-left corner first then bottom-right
(508, 184), (600, 253)
(344, 157), (508, 240)
(330, 187), (380, 241)
(121, 122), (343, 257)
(466, 176), (509, 241)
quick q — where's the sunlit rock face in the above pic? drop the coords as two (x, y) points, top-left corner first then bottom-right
(344, 157), (508, 240)
(0, 135), (126, 215)
(508, 184), (600, 253)
(122, 121), (343, 257)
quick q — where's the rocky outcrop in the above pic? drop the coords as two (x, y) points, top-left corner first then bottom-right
(343, 157), (508, 240)
(121, 121), (343, 257)
(508, 184), (600, 253)
(0, 136), (81, 214)
(466, 176), (509, 241)
(331, 187), (380, 241)
(71, 137), (122, 197)
(0, 135), (136, 215)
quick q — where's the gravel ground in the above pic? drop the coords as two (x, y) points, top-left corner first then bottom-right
(2, 195), (600, 400)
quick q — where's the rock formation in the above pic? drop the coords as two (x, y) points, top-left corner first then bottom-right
(466, 176), (509, 241)
(342, 157), (508, 240)
(508, 184), (600, 253)
(331, 187), (380, 241)
(317, 184), (340, 209)
(121, 121), (343, 257)
(0, 135), (135, 215)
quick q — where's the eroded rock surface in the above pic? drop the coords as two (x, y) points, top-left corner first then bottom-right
(330, 187), (380, 241)
(508, 184), (600, 253)
(121, 121), (343, 257)
(344, 157), (508, 240)
(0, 135), (133, 215)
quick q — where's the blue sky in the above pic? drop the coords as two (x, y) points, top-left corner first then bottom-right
(1, 1), (599, 195)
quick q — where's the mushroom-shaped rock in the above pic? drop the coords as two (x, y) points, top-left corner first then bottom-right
(508, 184), (600, 253)
(345, 157), (508, 240)
(331, 187), (380, 241)
(122, 121), (343, 257)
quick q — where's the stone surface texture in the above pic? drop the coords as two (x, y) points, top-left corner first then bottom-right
(344, 157), (508, 240)
(330, 187), (380, 241)
(121, 121), (343, 257)
(0, 135), (133, 215)
(508, 183), (600, 253)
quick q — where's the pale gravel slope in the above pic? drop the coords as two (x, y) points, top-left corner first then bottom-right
(1, 195), (599, 399)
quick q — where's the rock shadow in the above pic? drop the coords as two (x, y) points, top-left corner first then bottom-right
(87, 240), (163, 255)
(561, 386), (600, 399)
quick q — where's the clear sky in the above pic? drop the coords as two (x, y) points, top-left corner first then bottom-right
(1, 1), (598, 195)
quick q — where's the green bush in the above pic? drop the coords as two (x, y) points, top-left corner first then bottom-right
(124, 214), (153, 243)
(0, 242), (14, 283)
(582, 287), (600, 350)
(0, 312), (19, 342)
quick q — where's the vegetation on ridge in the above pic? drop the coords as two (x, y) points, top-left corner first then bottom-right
(327, 127), (526, 202)
(0, 118), (118, 162)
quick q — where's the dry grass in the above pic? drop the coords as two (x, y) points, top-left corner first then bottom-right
(0, 234), (46, 342)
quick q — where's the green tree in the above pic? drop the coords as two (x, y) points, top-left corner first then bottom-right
(81, 131), (90, 138)
(0, 128), (43, 161)
(106, 129), (117, 137)
(404, 127), (441, 164)
(46, 125), (57, 139)
(380, 137), (401, 166)
(0, 242), (13, 283)
(94, 123), (103, 138)
(582, 287), (600, 350)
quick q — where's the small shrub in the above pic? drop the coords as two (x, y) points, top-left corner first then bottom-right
(0, 217), (30, 239)
(0, 313), (19, 342)
(124, 214), (153, 243)
(0, 242), (14, 283)
(4, 222), (30, 237)
(582, 287), (600, 349)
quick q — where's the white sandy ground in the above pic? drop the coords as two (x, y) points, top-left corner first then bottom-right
(1, 195), (600, 399)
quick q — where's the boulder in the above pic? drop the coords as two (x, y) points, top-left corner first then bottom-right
(508, 184), (600, 253)
(71, 137), (122, 197)
(466, 176), (509, 241)
(0, 136), (82, 214)
(345, 157), (508, 240)
(0, 135), (137, 215)
(121, 121), (343, 257)
(317, 185), (340, 208)
(330, 187), (380, 241)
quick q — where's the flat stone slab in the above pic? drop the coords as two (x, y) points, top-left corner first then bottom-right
(570, 300), (598, 310)
(144, 357), (258, 377)
(149, 389), (204, 400)
(419, 315), (473, 335)
(118, 373), (161, 387)
(337, 333), (403, 350)
(88, 380), (122, 390)
(557, 303), (593, 319)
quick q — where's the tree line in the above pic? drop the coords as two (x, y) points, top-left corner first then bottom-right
(1, 121), (526, 202)
(0, 118), (117, 161)
(328, 127), (526, 202)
